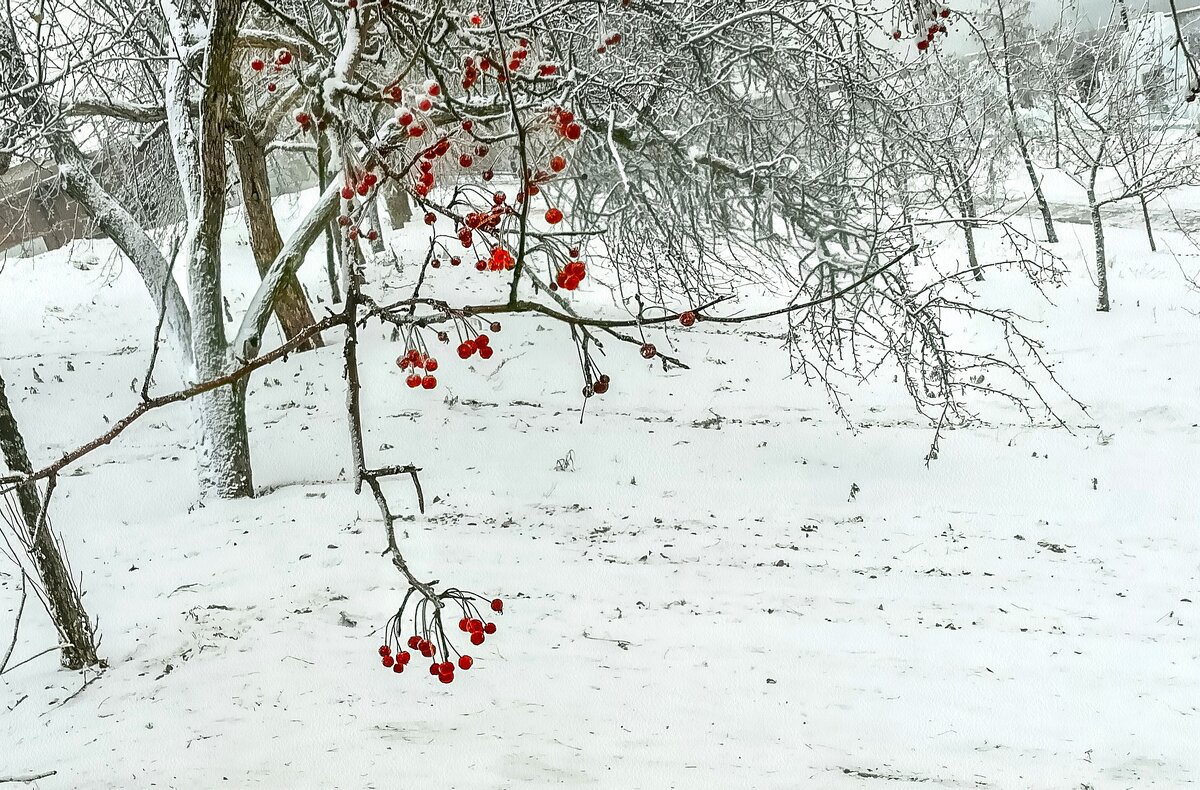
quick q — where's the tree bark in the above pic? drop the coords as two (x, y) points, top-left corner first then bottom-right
(0, 371), (99, 669)
(1087, 187), (1111, 312)
(949, 162), (984, 281)
(316, 128), (341, 301)
(365, 200), (387, 255)
(382, 181), (412, 229)
(185, 0), (253, 498)
(228, 90), (322, 350)
(996, 0), (1058, 243)
(1138, 194), (1157, 252)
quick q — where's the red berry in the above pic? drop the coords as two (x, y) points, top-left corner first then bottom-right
(892, 30), (902, 40)
(462, 119), (474, 132)
(550, 155), (567, 172)
(398, 650), (411, 664)
(418, 98), (432, 112)
(679, 311), (697, 327)
(593, 379), (609, 394)
(459, 617), (471, 631)
(438, 672), (454, 684)
(459, 153), (474, 168)
(483, 169), (494, 181)
(640, 343), (656, 359)
(940, 7), (951, 16)
(406, 373), (422, 388)
(470, 13), (482, 24)
(382, 654), (395, 667)
(424, 212), (437, 225)
(475, 333), (489, 347)
(457, 343), (473, 359)
(266, 82), (277, 93)
(478, 345), (493, 360)
(425, 358), (438, 372)
(341, 186), (354, 200)
(429, 663), (440, 675)
(392, 661), (404, 673)
(458, 655), (473, 670)
(470, 631), (485, 645)
(545, 207), (564, 224)
(379, 644), (391, 656)
(451, 257), (461, 266)
(491, 598), (504, 613)
(251, 58), (265, 71)
(565, 123), (582, 140)
(276, 49), (293, 65)
(427, 81), (440, 96)
(483, 622), (497, 634)
(410, 124), (425, 137)
(408, 635), (422, 649)
(367, 230), (378, 241)
(917, 39), (929, 50)
(397, 110), (414, 126)
(421, 375), (437, 389)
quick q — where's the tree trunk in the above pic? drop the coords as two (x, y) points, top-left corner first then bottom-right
(996, 0), (1058, 243)
(316, 130), (341, 301)
(365, 200), (387, 255)
(228, 92), (322, 350)
(0, 371), (99, 669)
(184, 0), (254, 498)
(1138, 194), (1157, 252)
(1087, 188), (1111, 312)
(382, 181), (412, 229)
(950, 162), (984, 281)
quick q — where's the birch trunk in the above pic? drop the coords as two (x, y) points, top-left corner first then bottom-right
(1087, 186), (1111, 312)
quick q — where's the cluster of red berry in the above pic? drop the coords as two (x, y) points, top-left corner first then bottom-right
(341, 170), (379, 200)
(549, 107), (584, 141)
(555, 260), (587, 291)
(893, 5), (952, 51)
(249, 47), (295, 94)
(477, 247), (515, 272)
(596, 32), (623, 54)
(396, 349), (439, 390)
(377, 593), (504, 685)
(457, 332), (495, 360)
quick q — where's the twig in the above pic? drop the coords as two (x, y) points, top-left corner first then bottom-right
(0, 310), (348, 488)
(141, 237), (182, 402)
(0, 644), (66, 676)
(42, 671), (101, 713)
(0, 771), (57, 784)
(0, 571), (26, 673)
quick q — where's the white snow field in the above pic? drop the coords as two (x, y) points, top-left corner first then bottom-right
(1, 189), (1198, 788)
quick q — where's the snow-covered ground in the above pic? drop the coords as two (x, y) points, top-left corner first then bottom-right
(1, 191), (1198, 788)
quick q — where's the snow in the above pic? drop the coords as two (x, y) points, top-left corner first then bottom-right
(1, 188), (1199, 788)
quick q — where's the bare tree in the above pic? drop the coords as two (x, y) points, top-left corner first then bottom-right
(1053, 17), (1198, 310)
